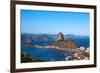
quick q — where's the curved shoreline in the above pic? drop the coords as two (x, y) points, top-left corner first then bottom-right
(22, 45), (90, 61)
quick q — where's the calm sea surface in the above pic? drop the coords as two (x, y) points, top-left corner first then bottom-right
(21, 37), (89, 61)
(21, 47), (74, 61)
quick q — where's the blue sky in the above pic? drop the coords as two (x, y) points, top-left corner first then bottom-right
(21, 9), (90, 36)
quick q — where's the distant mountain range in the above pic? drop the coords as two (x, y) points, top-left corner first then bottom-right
(21, 33), (89, 44)
(21, 33), (89, 39)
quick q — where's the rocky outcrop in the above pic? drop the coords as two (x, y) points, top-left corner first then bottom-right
(65, 47), (90, 60)
(56, 32), (64, 41)
(51, 32), (77, 49)
(50, 40), (77, 49)
(21, 52), (32, 63)
(63, 40), (77, 49)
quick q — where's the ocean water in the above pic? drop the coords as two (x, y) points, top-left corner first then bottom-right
(21, 47), (74, 61)
(31, 37), (89, 48)
(21, 36), (89, 62)
(66, 37), (89, 48)
(32, 40), (55, 45)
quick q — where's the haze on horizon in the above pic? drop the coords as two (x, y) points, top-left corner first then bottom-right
(21, 9), (90, 36)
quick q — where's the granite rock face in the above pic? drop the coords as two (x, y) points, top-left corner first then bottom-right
(56, 32), (64, 41)
(63, 40), (77, 49)
(53, 32), (77, 49)
(50, 40), (77, 49)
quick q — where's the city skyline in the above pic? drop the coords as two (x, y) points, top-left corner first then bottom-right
(21, 9), (90, 36)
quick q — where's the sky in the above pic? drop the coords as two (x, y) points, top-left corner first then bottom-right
(21, 9), (90, 36)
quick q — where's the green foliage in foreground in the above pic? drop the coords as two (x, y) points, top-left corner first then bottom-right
(21, 53), (47, 63)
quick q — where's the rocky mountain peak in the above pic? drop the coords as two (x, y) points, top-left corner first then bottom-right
(56, 32), (64, 41)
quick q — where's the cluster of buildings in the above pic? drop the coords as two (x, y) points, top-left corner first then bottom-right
(65, 47), (90, 60)
(33, 45), (60, 49)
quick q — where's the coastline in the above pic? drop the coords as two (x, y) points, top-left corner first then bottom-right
(21, 45), (89, 63)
